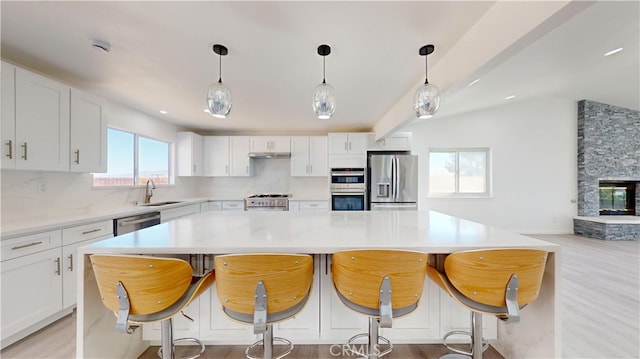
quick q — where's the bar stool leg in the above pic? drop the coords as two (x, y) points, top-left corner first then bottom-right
(368, 317), (379, 359)
(471, 312), (483, 359)
(263, 325), (274, 359)
(161, 318), (174, 359)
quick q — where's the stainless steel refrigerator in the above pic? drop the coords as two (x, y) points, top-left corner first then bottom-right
(368, 154), (418, 210)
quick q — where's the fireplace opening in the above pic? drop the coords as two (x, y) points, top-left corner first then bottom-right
(599, 181), (636, 215)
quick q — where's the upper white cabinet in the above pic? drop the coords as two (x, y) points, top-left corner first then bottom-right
(368, 132), (412, 152)
(14, 67), (70, 171)
(1, 62), (16, 169)
(176, 132), (203, 176)
(69, 89), (107, 173)
(2, 62), (107, 173)
(327, 133), (372, 155)
(203, 136), (253, 177)
(290, 136), (328, 177)
(250, 136), (290, 153)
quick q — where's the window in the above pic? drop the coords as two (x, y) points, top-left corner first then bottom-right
(93, 128), (170, 187)
(429, 148), (490, 197)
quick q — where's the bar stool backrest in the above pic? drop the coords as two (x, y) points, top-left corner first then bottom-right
(91, 254), (193, 316)
(444, 248), (547, 307)
(332, 249), (428, 311)
(214, 253), (314, 317)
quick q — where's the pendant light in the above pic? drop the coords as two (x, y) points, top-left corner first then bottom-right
(312, 44), (336, 120)
(206, 44), (232, 119)
(413, 44), (440, 119)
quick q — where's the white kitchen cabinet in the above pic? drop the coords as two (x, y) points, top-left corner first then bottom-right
(203, 201), (222, 211)
(69, 89), (107, 173)
(199, 283), (258, 343)
(61, 220), (113, 309)
(250, 136), (290, 153)
(299, 200), (329, 212)
(319, 254), (369, 341)
(437, 291), (497, 340)
(328, 133), (372, 155)
(221, 200), (244, 211)
(368, 132), (412, 152)
(177, 132), (203, 176)
(14, 67), (70, 171)
(160, 203), (201, 222)
(203, 136), (253, 177)
(1, 62), (16, 169)
(290, 136), (328, 177)
(1, 230), (63, 346)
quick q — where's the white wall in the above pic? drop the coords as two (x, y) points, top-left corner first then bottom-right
(0, 101), (196, 222)
(404, 96), (577, 233)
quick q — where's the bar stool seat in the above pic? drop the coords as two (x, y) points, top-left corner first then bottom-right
(427, 248), (548, 359)
(331, 249), (428, 359)
(214, 253), (314, 359)
(90, 254), (215, 359)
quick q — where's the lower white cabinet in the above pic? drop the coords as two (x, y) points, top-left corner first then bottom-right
(160, 203), (201, 222)
(1, 221), (113, 348)
(221, 201), (244, 211)
(437, 291), (497, 340)
(289, 200), (329, 212)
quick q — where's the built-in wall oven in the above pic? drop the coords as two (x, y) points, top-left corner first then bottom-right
(330, 168), (366, 211)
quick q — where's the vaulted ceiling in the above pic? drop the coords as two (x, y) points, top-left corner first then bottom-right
(1, 1), (638, 138)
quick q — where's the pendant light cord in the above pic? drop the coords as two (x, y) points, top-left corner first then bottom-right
(218, 53), (223, 83)
(322, 55), (326, 84)
(424, 54), (429, 85)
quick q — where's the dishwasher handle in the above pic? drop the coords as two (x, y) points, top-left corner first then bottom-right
(118, 215), (160, 226)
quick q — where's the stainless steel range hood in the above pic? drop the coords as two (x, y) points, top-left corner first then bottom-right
(248, 152), (291, 159)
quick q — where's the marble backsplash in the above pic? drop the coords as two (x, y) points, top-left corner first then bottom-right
(1, 159), (329, 223)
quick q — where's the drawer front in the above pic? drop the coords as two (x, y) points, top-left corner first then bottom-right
(62, 220), (113, 246)
(222, 201), (244, 211)
(300, 201), (329, 210)
(1, 230), (62, 262)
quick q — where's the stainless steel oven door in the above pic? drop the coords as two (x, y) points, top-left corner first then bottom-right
(331, 192), (366, 211)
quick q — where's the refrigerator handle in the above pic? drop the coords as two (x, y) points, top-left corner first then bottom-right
(394, 156), (399, 200)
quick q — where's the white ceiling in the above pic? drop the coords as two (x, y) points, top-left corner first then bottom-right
(1, 1), (638, 136)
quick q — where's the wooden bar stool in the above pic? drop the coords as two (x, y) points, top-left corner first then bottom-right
(427, 248), (548, 359)
(331, 249), (428, 359)
(90, 254), (215, 359)
(214, 253), (314, 359)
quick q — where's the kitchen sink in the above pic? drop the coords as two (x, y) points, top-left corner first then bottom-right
(139, 201), (183, 207)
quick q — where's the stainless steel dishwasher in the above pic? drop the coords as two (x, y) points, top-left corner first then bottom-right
(113, 212), (161, 235)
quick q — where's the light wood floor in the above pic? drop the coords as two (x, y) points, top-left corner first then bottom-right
(1, 234), (638, 359)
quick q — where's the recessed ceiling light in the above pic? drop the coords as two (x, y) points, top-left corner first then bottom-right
(505, 95), (516, 100)
(159, 110), (167, 114)
(467, 79), (480, 87)
(604, 47), (623, 56)
(204, 109), (210, 113)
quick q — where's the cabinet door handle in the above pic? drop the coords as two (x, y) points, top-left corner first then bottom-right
(11, 241), (43, 250)
(82, 228), (101, 235)
(246, 165), (249, 174)
(310, 165), (313, 174)
(6, 140), (12, 159)
(225, 165), (228, 174)
(55, 257), (61, 276)
(349, 142), (352, 151)
(21, 142), (27, 160)
(68, 254), (74, 271)
(74, 149), (80, 164)
(193, 164), (196, 174)
(344, 142), (347, 151)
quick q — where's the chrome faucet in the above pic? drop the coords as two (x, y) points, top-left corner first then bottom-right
(144, 179), (156, 204)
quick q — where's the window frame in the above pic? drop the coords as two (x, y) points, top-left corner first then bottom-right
(92, 127), (173, 188)
(427, 147), (492, 198)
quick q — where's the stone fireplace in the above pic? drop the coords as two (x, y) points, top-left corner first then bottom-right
(575, 100), (640, 240)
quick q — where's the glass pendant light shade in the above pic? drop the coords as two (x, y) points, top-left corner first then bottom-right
(207, 44), (231, 119)
(313, 44), (335, 120)
(413, 82), (440, 119)
(207, 80), (232, 118)
(313, 81), (336, 120)
(414, 44), (440, 119)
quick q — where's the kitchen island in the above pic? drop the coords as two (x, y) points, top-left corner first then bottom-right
(77, 210), (560, 358)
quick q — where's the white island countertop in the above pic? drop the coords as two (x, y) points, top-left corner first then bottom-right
(78, 210), (560, 359)
(84, 210), (559, 254)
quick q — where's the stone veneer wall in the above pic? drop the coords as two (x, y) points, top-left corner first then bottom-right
(577, 100), (640, 216)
